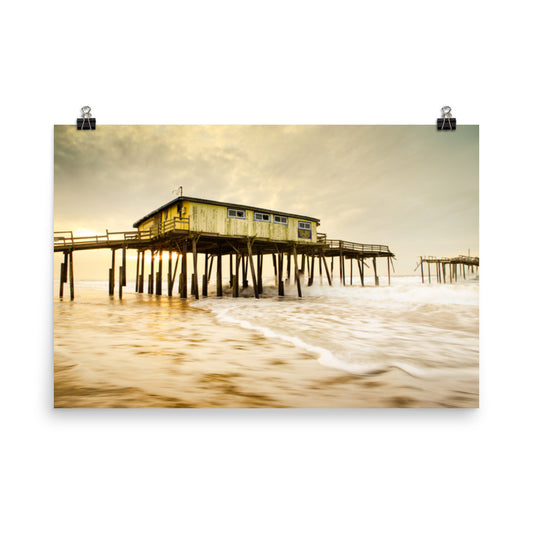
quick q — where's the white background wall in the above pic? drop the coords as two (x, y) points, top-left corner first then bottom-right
(2, 1), (532, 532)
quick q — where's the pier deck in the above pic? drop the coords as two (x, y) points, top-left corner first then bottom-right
(416, 255), (479, 284)
(54, 225), (395, 300)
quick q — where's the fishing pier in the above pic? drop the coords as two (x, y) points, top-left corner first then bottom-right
(54, 196), (395, 300)
(416, 255), (479, 284)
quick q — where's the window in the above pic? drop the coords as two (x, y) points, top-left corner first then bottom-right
(227, 208), (246, 219)
(273, 215), (288, 225)
(298, 220), (312, 239)
(254, 212), (271, 222)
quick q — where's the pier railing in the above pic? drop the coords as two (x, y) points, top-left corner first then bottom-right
(326, 239), (391, 254)
(156, 216), (190, 235)
(54, 230), (152, 246)
(54, 216), (190, 247)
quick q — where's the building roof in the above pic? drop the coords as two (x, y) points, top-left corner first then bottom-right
(133, 196), (321, 228)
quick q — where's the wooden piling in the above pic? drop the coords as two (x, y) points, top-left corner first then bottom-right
(242, 255), (249, 289)
(428, 260), (431, 284)
(357, 259), (364, 286)
(420, 257), (424, 284)
(69, 251), (74, 300)
(272, 254), (277, 279)
(121, 246), (126, 287)
(192, 274), (198, 298)
(108, 268), (113, 295)
(247, 240), (259, 299)
(257, 252), (263, 294)
(180, 241), (187, 298)
(229, 253), (233, 288)
(373, 257), (379, 286)
(342, 257), (346, 286)
(321, 253), (332, 286)
(350, 258), (353, 286)
(387, 257), (391, 286)
(293, 247), (302, 297)
(149, 250), (155, 294)
(156, 249), (163, 295)
(308, 254), (315, 286)
(139, 250), (145, 293)
(64, 251), (69, 285)
(207, 255), (214, 283)
(233, 254), (240, 297)
(168, 252), (173, 296)
(135, 251), (140, 292)
(109, 249), (115, 295)
(202, 253), (208, 297)
(62, 252), (68, 283)
(192, 237), (199, 299)
(59, 263), (66, 298)
(119, 267), (123, 299)
(60, 252), (69, 298)
(340, 244), (345, 286)
(287, 253), (291, 285)
(170, 252), (179, 295)
(278, 253), (284, 296)
(216, 252), (223, 297)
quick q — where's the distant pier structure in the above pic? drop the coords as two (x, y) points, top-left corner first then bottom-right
(416, 255), (479, 284)
(54, 196), (395, 300)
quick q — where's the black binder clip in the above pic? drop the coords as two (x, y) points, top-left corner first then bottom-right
(437, 106), (456, 130)
(77, 106), (96, 130)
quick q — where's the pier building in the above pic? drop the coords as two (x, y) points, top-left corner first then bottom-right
(55, 195), (395, 300)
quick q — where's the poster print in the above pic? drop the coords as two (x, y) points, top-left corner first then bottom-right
(54, 125), (478, 408)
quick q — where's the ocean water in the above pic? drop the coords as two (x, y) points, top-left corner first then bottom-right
(54, 276), (479, 408)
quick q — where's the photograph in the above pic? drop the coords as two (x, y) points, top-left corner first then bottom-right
(54, 124), (479, 407)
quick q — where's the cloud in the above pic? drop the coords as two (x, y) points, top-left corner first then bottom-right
(54, 125), (478, 274)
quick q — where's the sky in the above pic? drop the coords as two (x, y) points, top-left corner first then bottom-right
(54, 125), (478, 279)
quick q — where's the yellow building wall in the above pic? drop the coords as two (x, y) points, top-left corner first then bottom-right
(138, 203), (181, 233)
(138, 200), (317, 242)
(186, 201), (317, 242)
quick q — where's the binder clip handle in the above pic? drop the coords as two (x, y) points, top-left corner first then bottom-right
(77, 106), (96, 130)
(437, 106), (456, 130)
